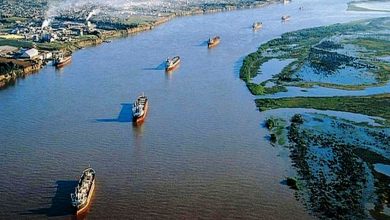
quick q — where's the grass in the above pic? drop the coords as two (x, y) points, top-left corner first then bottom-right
(123, 17), (157, 26)
(288, 81), (388, 91)
(1, 17), (28, 23)
(0, 34), (24, 40)
(265, 117), (287, 145)
(0, 39), (34, 48)
(77, 35), (99, 40)
(256, 93), (390, 125)
(349, 38), (390, 57)
(247, 82), (287, 95)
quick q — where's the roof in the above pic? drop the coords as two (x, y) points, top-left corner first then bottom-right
(21, 48), (39, 58)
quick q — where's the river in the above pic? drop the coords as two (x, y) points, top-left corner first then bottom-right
(0, 0), (387, 219)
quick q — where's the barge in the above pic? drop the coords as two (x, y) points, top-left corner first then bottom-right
(281, 15), (291, 21)
(132, 93), (149, 124)
(208, 36), (221, 48)
(54, 55), (72, 68)
(71, 167), (96, 215)
(252, 22), (263, 30)
(165, 56), (181, 72)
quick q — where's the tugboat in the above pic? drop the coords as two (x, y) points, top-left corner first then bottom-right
(281, 15), (291, 21)
(252, 22), (263, 30)
(71, 167), (96, 215)
(208, 36), (220, 48)
(165, 56), (180, 72)
(54, 54), (72, 68)
(132, 93), (149, 124)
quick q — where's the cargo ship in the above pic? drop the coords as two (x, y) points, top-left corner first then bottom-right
(165, 56), (180, 72)
(71, 167), (96, 215)
(208, 36), (220, 48)
(281, 15), (291, 21)
(252, 22), (263, 30)
(54, 55), (72, 68)
(132, 93), (149, 124)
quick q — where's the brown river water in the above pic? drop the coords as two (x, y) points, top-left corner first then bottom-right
(0, 0), (386, 219)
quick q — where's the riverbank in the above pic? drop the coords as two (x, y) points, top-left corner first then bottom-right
(0, 57), (44, 89)
(0, 0), (278, 90)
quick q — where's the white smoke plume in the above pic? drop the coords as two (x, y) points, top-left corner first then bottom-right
(44, 0), (232, 19)
(41, 18), (52, 28)
(86, 9), (101, 21)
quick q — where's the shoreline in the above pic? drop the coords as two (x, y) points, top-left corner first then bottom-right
(347, 1), (390, 13)
(0, 0), (277, 90)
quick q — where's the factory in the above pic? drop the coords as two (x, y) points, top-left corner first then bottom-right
(7, 18), (98, 44)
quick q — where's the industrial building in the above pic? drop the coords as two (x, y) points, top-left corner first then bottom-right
(20, 48), (39, 59)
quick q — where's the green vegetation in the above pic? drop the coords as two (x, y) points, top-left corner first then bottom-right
(77, 35), (99, 40)
(286, 177), (299, 190)
(0, 62), (20, 75)
(246, 82), (287, 95)
(122, 17), (156, 26)
(0, 39), (34, 48)
(240, 17), (390, 95)
(348, 37), (390, 57)
(286, 114), (376, 219)
(0, 38), (69, 51)
(256, 94), (390, 125)
(265, 117), (287, 145)
(0, 17), (29, 26)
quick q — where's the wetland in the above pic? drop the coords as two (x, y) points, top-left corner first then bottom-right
(240, 17), (390, 95)
(242, 15), (390, 219)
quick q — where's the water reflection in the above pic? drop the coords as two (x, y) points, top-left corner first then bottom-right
(132, 123), (145, 152)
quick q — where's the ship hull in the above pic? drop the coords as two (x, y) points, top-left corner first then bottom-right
(253, 23), (263, 30)
(133, 99), (149, 124)
(208, 37), (220, 48)
(75, 177), (95, 215)
(165, 56), (181, 72)
(208, 42), (219, 48)
(165, 63), (180, 72)
(55, 56), (72, 68)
